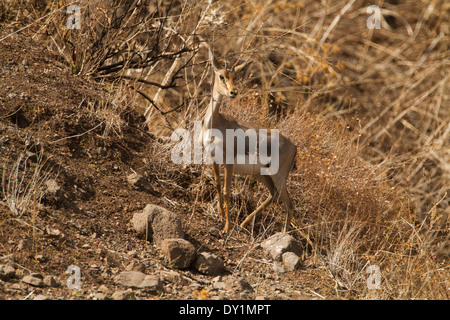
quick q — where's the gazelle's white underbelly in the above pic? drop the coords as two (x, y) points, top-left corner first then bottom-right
(232, 161), (267, 175)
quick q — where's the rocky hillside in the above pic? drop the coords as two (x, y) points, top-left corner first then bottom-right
(0, 34), (338, 300)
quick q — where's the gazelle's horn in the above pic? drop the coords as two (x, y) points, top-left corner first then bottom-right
(224, 56), (228, 70)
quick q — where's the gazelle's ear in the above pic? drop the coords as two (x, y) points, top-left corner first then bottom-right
(209, 48), (219, 72)
(232, 61), (251, 74)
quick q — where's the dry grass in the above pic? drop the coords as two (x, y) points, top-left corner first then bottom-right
(1, 0), (448, 299)
(2, 149), (52, 219)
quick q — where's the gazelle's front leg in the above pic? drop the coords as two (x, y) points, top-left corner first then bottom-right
(222, 164), (233, 234)
(212, 163), (225, 221)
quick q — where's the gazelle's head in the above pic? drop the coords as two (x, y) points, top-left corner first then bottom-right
(210, 51), (249, 99)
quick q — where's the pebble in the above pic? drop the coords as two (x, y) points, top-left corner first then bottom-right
(193, 252), (225, 276)
(22, 273), (44, 287)
(112, 289), (135, 300)
(261, 232), (302, 261)
(160, 238), (196, 269)
(114, 271), (163, 294)
(0, 264), (16, 280)
(282, 252), (302, 271)
(43, 275), (61, 288)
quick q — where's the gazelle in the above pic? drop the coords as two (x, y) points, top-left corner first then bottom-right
(202, 51), (297, 234)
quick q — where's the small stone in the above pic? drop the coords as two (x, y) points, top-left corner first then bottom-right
(261, 232), (302, 261)
(272, 262), (285, 274)
(114, 271), (163, 294)
(127, 173), (154, 193)
(23, 274), (44, 287)
(131, 204), (184, 245)
(93, 292), (106, 300)
(212, 276), (226, 290)
(282, 252), (301, 271)
(43, 275), (61, 287)
(160, 238), (196, 269)
(193, 252), (224, 276)
(127, 250), (137, 258)
(33, 294), (50, 300)
(42, 179), (65, 206)
(45, 226), (61, 237)
(35, 254), (46, 262)
(98, 284), (110, 294)
(225, 277), (254, 293)
(159, 271), (189, 286)
(0, 264), (15, 280)
(140, 275), (163, 294)
(112, 289), (135, 300)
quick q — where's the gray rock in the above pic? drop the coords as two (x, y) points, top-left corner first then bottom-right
(225, 276), (254, 293)
(261, 232), (302, 261)
(282, 252), (301, 271)
(159, 271), (189, 287)
(212, 277), (226, 290)
(131, 204), (184, 245)
(127, 173), (154, 193)
(45, 226), (61, 237)
(0, 264), (15, 280)
(22, 273), (44, 287)
(140, 276), (163, 294)
(114, 271), (163, 294)
(160, 238), (196, 269)
(92, 293), (106, 300)
(42, 179), (65, 205)
(272, 262), (285, 274)
(35, 254), (46, 262)
(112, 289), (135, 300)
(193, 252), (224, 276)
(43, 275), (61, 287)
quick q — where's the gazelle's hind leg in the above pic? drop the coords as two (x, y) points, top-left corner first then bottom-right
(272, 149), (296, 232)
(280, 187), (294, 232)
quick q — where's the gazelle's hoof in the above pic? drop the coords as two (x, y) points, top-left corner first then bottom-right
(221, 225), (230, 235)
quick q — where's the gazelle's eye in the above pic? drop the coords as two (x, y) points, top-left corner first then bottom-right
(219, 75), (225, 82)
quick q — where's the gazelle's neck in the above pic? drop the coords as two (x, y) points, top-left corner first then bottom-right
(203, 89), (223, 130)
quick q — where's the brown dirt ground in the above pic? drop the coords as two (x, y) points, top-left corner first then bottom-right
(0, 34), (341, 300)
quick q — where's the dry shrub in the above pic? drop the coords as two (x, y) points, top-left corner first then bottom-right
(205, 0), (449, 298)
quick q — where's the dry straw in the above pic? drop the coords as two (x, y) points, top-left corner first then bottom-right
(2, 0), (448, 299)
